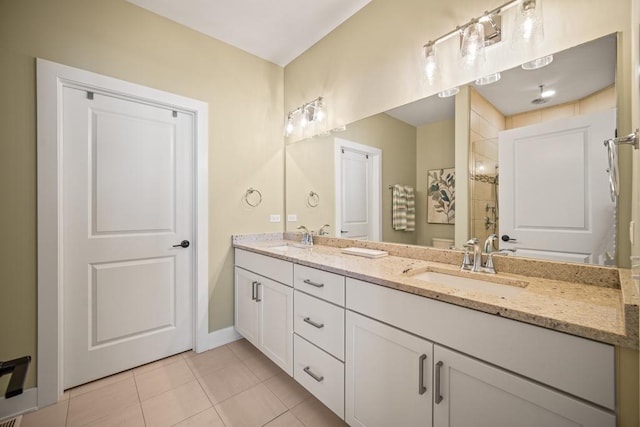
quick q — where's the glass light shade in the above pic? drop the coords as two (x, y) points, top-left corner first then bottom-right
(475, 72), (501, 85)
(512, 0), (544, 48)
(311, 98), (327, 135)
(438, 87), (460, 98)
(460, 21), (486, 69)
(283, 113), (294, 137)
(423, 43), (440, 85)
(521, 54), (553, 70)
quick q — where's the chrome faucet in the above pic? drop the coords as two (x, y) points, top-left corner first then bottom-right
(319, 224), (331, 236)
(297, 225), (313, 246)
(484, 234), (498, 254)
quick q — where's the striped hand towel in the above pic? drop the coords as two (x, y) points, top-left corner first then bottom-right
(404, 185), (415, 231)
(392, 184), (407, 231)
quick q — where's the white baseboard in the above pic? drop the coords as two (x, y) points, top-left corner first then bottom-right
(205, 326), (242, 350)
(0, 388), (37, 420)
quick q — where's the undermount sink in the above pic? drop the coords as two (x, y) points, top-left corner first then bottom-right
(268, 243), (311, 252)
(408, 269), (528, 298)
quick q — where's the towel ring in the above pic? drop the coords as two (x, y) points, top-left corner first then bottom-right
(307, 191), (319, 208)
(244, 187), (262, 207)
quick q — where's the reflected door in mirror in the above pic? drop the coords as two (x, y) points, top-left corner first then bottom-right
(340, 148), (373, 240)
(499, 109), (616, 265)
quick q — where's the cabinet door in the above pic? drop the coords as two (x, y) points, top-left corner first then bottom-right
(346, 311), (433, 427)
(259, 277), (293, 376)
(433, 345), (615, 427)
(234, 267), (259, 346)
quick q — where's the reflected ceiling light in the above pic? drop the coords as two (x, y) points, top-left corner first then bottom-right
(284, 96), (329, 138)
(475, 72), (501, 85)
(531, 84), (554, 104)
(521, 54), (553, 70)
(438, 87), (460, 98)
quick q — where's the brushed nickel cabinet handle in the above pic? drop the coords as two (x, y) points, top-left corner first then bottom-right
(255, 282), (262, 302)
(418, 354), (427, 395)
(303, 317), (325, 329)
(303, 366), (324, 382)
(251, 281), (257, 301)
(435, 361), (443, 404)
(303, 279), (324, 288)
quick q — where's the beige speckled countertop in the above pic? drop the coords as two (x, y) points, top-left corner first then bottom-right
(233, 233), (639, 349)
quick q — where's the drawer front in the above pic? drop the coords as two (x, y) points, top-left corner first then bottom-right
(235, 249), (293, 286)
(294, 334), (345, 419)
(294, 264), (345, 306)
(294, 291), (345, 361)
(346, 277), (615, 410)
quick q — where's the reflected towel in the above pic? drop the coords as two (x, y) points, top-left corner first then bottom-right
(405, 185), (415, 231)
(392, 185), (407, 231)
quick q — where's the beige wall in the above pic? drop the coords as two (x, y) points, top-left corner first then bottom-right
(416, 119), (455, 246)
(0, 0), (283, 389)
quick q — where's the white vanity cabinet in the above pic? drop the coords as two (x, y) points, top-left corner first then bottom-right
(234, 249), (293, 375)
(432, 345), (615, 427)
(292, 264), (346, 419)
(345, 277), (616, 427)
(345, 311), (433, 427)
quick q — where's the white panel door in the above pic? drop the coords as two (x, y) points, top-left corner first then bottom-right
(499, 109), (616, 264)
(340, 148), (373, 239)
(346, 311), (433, 427)
(63, 87), (193, 388)
(433, 345), (614, 427)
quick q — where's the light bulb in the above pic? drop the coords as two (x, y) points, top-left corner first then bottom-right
(283, 113), (294, 137)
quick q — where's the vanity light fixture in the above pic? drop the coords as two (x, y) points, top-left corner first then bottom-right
(521, 54), (553, 70)
(284, 96), (327, 138)
(421, 0), (544, 86)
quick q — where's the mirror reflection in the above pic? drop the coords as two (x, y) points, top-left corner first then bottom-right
(285, 33), (618, 266)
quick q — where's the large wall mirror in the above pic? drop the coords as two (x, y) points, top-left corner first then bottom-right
(285, 33), (624, 266)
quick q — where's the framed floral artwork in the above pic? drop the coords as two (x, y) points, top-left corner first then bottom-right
(427, 168), (455, 224)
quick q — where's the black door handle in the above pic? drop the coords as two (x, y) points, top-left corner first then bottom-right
(501, 235), (517, 243)
(173, 240), (190, 248)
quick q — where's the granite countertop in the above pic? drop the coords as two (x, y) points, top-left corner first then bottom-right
(232, 234), (639, 349)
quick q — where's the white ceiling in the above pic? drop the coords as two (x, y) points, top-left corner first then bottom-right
(126, 0), (372, 66)
(386, 33), (616, 127)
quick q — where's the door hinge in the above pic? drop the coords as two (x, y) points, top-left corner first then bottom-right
(172, 110), (178, 118)
(86, 91), (94, 100)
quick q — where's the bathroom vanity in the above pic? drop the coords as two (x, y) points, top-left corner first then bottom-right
(233, 233), (639, 427)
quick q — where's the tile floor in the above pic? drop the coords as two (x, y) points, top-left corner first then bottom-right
(19, 339), (348, 427)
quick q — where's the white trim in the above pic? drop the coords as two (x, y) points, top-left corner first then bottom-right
(0, 388), (37, 420)
(36, 59), (209, 408)
(206, 327), (243, 349)
(334, 138), (382, 241)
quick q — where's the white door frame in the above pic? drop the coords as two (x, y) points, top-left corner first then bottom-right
(334, 138), (382, 241)
(36, 59), (209, 408)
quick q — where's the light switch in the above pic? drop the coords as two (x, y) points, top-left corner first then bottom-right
(630, 221), (636, 245)
(288, 214), (298, 222)
(270, 214), (281, 223)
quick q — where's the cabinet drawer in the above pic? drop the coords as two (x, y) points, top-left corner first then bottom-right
(294, 264), (345, 306)
(294, 291), (345, 361)
(235, 249), (293, 286)
(294, 334), (344, 419)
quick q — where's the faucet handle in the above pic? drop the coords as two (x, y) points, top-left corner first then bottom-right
(484, 249), (516, 273)
(460, 248), (473, 271)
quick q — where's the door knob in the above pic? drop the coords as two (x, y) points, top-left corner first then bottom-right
(501, 235), (517, 243)
(173, 240), (190, 248)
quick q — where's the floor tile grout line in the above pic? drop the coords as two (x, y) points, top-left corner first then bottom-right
(131, 369), (148, 427)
